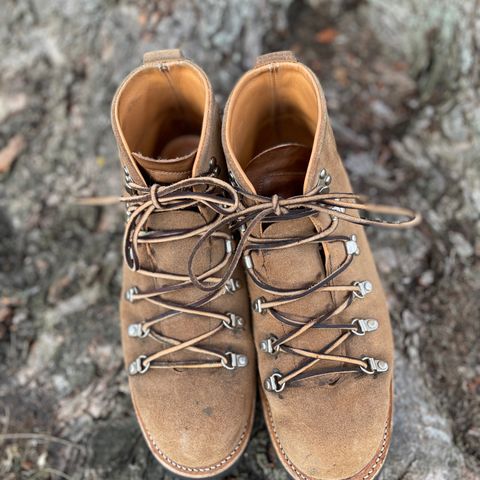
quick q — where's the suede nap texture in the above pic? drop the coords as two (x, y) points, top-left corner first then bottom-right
(222, 52), (393, 480)
(111, 50), (256, 478)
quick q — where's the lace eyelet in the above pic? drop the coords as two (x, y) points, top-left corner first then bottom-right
(253, 297), (267, 314)
(208, 157), (220, 177)
(128, 355), (150, 375)
(126, 244), (139, 271)
(225, 278), (241, 294)
(123, 165), (133, 183)
(345, 235), (360, 256)
(360, 356), (389, 375)
(351, 318), (378, 335)
(127, 323), (150, 338)
(353, 280), (373, 299)
(223, 313), (244, 330)
(260, 335), (280, 355)
(264, 372), (285, 393)
(317, 168), (331, 193)
(221, 352), (248, 370)
(125, 286), (139, 303)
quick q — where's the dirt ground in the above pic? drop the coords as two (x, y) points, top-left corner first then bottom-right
(0, 1), (479, 479)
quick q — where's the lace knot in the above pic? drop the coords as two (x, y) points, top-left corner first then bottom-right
(150, 184), (164, 209)
(271, 194), (287, 216)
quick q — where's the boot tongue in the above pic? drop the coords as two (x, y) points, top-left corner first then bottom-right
(262, 217), (326, 285)
(132, 135), (199, 184)
(244, 143), (311, 198)
(253, 142), (329, 315)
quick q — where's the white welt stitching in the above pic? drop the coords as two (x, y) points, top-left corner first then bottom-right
(362, 424), (388, 480)
(145, 425), (247, 473)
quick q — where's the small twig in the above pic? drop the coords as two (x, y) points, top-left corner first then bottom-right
(39, 467), (73, 480)
(74, 195), (120, 206)
(0, 134), (25, 173)
(0, 433), (85, 452)
(0, 405), (10, 435)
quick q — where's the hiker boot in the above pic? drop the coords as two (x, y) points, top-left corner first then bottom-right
(219, 52), (420, 480)
(111, 50), (256, 478)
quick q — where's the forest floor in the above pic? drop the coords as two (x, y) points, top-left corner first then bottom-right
(0, 1), (478, 479)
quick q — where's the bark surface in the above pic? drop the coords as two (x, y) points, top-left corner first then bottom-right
(0, 1), (478, 479)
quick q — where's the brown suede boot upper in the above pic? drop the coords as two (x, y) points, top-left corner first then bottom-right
(221, 52), (420, 480)
(111, 50), (256, 478)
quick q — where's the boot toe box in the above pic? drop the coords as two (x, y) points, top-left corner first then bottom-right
(130, 367), (255, 477)
(264, 378), (392, 480)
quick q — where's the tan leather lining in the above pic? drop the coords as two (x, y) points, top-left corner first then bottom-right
(226, 63), (320, 195)
(116, 65), (206, 160)
(227, 64), (318, 166)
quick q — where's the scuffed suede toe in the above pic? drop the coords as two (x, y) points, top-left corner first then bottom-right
(263, 382), (392, 480)
(132, 370), (254, 475)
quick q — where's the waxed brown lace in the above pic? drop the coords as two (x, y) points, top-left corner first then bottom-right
(188, 184), (421, 391)
(122, 175), (248, 375)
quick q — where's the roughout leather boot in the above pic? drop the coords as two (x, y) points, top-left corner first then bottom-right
(218, 51), (420, 480)
(111, 50), (256, 478)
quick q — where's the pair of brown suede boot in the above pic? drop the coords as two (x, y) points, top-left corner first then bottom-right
(111, 49), (420, 480)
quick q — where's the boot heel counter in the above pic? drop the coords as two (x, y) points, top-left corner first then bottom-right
(255, 50), (298, 67)
(143, 49), (185, 65)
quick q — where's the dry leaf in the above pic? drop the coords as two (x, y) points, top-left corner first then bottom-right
(334, 67), (349, 86)
(315, 28), (339, 44)
(0, 134), (25, 173)
(138, 12), (147, 26)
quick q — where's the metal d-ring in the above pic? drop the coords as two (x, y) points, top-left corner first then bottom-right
(351, 318), (379, 336)
(127, 323), (151, 338)
(223, 313), (244, 330)
(225, 278), (241, 294)
(260, 335), (280, 355)
(360, 356), (389, 375)
(352, 280), (373, 299)
(264, 372), (285, 393)
(125, 286), (139, 303)
(221, 352), (248, 370)
(128, 355), (150, 375)
(208, 157), (220, 177)
(253, 297), (267, 314)
(318, 168), (332, 193)
(345, 235), (360, 256)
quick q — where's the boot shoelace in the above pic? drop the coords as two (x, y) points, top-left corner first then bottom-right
(188, 171), (421, 392)
(122, 168), (250, 376)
